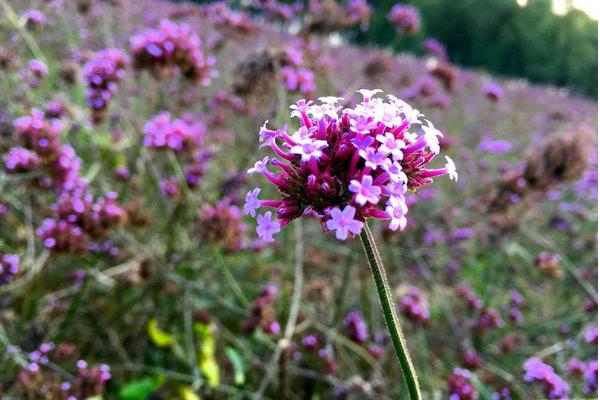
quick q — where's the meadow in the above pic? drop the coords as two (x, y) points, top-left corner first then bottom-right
(0, 0), (597, 399)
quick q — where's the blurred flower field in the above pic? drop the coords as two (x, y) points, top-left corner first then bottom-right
(0, 0), (597, 399)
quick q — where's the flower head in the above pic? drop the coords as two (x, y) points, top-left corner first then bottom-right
(256, 211), (281, 242)
(245, 90), (456, 241)
(388, 3), (421, 34)
(326, 206), (363, 240)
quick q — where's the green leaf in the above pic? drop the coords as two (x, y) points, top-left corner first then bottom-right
(147, 318), (174, 348)
(225, 347), (245, 386)
(119, 377), (159, 400)
(195, 323), (220, 388)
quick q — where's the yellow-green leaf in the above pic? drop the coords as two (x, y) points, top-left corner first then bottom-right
(194, 323), (220, 388)
(179, 386), (201, 400)
(147, 318), (174, 348)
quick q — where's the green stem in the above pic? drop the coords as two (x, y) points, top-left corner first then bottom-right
(359, 223), (422, 400)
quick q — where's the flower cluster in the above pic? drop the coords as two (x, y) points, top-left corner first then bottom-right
(21, 9), (47, 29)
(398, 286), (430, 323)
(483, 82), (504, 101)
(297, 334), (338, 374)
(8, 109), (83, 191)
(4, 147), (41, 173)
(387, 3), (421, 34)
(143, 112), (205, 152)
(37, 190), (127, 252)
(130, 20), (217, 85)
(345, 0), (373, 30)
(281, 65), (315, 96)
(245, 90), (456, 242)
(474, 307), (504, 334)
(522, 357), (569, 399)
(198, 200), (248, 252)
(0, 253), (20, 286)
(200, 2), (256, 35)
(83, 48), (129, 122)
(241, 283), (280, 335)
(22, 59), (48, 87)
(424, 38), (448, 61)
(343, 310), (369, 343)
(447, 368), (478, 400)
(16, 342), (111, 399)
(456, 283), (484, 310)
(143, 112), (212, 196)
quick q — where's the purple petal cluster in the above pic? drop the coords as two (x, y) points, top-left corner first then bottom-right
(343, 310), (369, 343)
(3, 147), (41, 173)
(83, 48), (129, 122)
(281, 66), (316, 95)
(130, 20), (217, 85)
(474, 307), (504, 333)
(448, 368), (478, 400)
(483, 82), (504, 101)
(387, 3), (421, 34)
(37, 190), (127, 252)
(198, 200), (248, 252)
(456, 283), (484, 311)
(17, 342), (110, 399)
(0, 253), (20, 286)
(143, 112), (205, 152)
(522, 357), (570, 399)
(245, 90), (456, 242)
(399, 286), (430, 323)
(241, 283), (280, 335)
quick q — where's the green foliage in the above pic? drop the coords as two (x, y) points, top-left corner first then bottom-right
(355, 0), (598, 97)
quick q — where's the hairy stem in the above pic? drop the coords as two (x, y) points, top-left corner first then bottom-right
(359, 223), (422, 400)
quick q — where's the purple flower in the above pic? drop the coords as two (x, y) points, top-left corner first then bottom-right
(247, 156), (270, 175)
(244, 188), (261, 217)
(448, 368), (477, 400)
(325, 206), (363, 240)
(377, 132), (405, 160)
(483, 82), (504, 101)
(385, 196), (408, 231)
(130, 20), (216, 85)
(290, 138), (329, 162)
(245, 91), (456, 241)
(359, 147), (391, 169)
(256, 211), (281, 242)
(478, 138), (513, 154)
(143, 112), (205, 152)
(344, 310), (369, 343)
(0, 254), (20, 286)
(4, 147), (41, 173)
(388, 3), (421, 34)
(523, 357), (570, 399)
(399, 287), (430, 322)
(349, 175), (381, 206)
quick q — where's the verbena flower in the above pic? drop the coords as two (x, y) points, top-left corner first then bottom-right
(130, 19), (217, 85)
(83, 48), (129, 122)
(241, 283), (280, 335)
(0, 253), (20, 286)
(483, 82), (504, 101)
(343, 310), (369, 343)
(388, 3), (421, 34)
(143, 112), (205, 152)
(522, 357), (570, 399)
(447, 368), (478, 400)
(399, 287), (430, 323)
(245, 90), (456, 242)
(4, 147), (41, 173)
